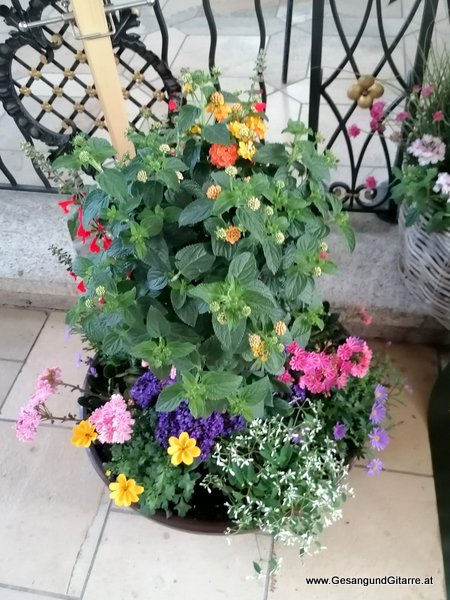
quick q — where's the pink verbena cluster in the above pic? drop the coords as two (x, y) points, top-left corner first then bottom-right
(89, 394), (134, 443)
(15, 367), (62, 442)
(280, 337), (372, 396)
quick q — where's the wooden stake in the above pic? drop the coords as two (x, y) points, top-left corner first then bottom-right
(71, 0), (135, 158)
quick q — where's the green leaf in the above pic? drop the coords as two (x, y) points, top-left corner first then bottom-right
(172, 295), (199, 327)
(253, 562), (262, 575)
(291, 316), (312, 347)
(81, 189), (109, 228)
(202, 371), (243, 400)
(183, 138), (201, 172)
(140, 211), (164, 237)
(146, 306), (170, 338)
(254, 143), (289, 166)
(179, 199), (213, 226)
(96, 169), (131, 204)
(338, 222), (356, 252)
(164, 156), (188, 172)
(102, 331), (126, 356)
(213, 318), (246, 351)
(147, 268), (168, 295)
(263, 239), (282, 274)
(168, 341), (197, 358)
(72, 256), (92, 278)
(88, 137), (116, 162)
(285, 271), (307, 299)
(176, 104), (202, 132)
(188, 283), (216, 304)
(158, 169), (180, 190)
(52, 154), (80, 169)
(175, 244), (215, 281)
(405, 205), (421, 227)
(155, 383), (185, 412)
(202, 123), (232, 145)
(227, 252), (258, 285)
(240, 377), (271, 418)
(265, 351), (285, 375)
(236, 207), (265, 241)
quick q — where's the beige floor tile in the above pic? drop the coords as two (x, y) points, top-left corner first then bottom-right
(268, 469), (444, 600)
(0, 308), (47, 361)
(83, 511), (271, 600)
(0, 588), (66, 599)
(0, 360), (21, 407)
(0, 422), (108, 595)
(364, 342), (438, 476)
(265, 91), (301, 141)
(1, 311), (85, 425)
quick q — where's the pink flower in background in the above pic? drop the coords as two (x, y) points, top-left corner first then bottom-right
(433, 110), (444, 122)
(370, 101), (385, 121)
(168, 99), (177, 111)
(89, 394), (134, 444)
(422, 85), (434, 97)
(370, 119), (385, 133)
(36, 367), (62, 399)
(358, 306), (373, 326)
(347, 124), (361, 138)
(407, 134), (446, 166)
(395, 111), (410, 122)
(278, 370), (294, 384)
(364, 176), (377, 190)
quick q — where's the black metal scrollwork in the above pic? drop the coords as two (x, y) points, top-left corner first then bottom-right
(0, 0), (180, 189)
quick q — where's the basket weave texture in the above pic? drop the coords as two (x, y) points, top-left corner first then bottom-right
(399, 204), (450, 329)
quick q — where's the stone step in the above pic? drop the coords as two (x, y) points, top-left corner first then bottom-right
(0, 191), (448, 344)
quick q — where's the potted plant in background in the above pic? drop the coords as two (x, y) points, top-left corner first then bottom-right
(375, 50), (450, 328)
(15, 69), (398, 563)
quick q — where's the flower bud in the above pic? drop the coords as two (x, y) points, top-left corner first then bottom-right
(275, 180), (285, 190)
(247, 196), (261, 211)
(206, 184), (222, 200)
(314, 266), (322, 277)
(216, 312), (227, 325)
(274, 321), (287, 336)
(241, 305), (252, 317)
(95, 285), (106, 297)
(209, 301), (221, 313)
(136, 170), (148, 183)
(265, 206), (274, 217)
(159, 144), (171, 154)
(274, 231), (285, 245)
(78, 150), (91, 164)
(225, 166), (237, 177)
(320, 242), (328, 252)
(176, 171), (184, 182)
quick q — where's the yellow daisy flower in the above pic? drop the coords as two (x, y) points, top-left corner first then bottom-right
(227, 120), (244, 139)
(71, 420), (98, 448)
(167, 432), (201, 466)
(109, 474), (144, 507)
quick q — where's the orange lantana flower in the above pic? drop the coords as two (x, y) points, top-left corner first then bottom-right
(225, 226), (241, 245)
(209, 144), (238, 168)
(213, 104), (231, 122)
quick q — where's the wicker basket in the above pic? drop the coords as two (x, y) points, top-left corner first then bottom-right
(398, 204), (450, 329)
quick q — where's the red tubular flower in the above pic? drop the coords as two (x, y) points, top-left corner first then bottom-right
(168, 99), (177, 111)
(98, 297), (105, 305)
(89, 237), (101, 253)
(77, 280), (87, 293)
(102, 236), (112, 250)
(58, 196), (76, 214)
(68, 271), (77, 281)
(77, 222), (92, 243)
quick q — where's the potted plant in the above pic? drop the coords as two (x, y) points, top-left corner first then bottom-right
(16, 70), (396, 559)
(359, 51), (450, 328)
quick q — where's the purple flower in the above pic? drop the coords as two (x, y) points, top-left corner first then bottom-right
(290, 430), (302, 444)
(155, 402), (245, 460)
(367, 458), (383, 475)
(374, 384), (388, 404)
(288, 384), (306, 406)
(131, 371), (172, 409)
(370, 402), (386, 424)
(369, 427), (389, 451)
(74, 352), (83, 368)
(333, 422), (347, 440)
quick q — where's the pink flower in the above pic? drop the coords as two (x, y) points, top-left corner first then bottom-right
(278, 370), (294, 384)
(36, 367), (62, 399)
(286, 341), (300, 354)
(168, 99), (177, 111)
(347, 124), (361, 138)
(412, 84), (421, 93)
(337, 337), (372, 378)
(15, 404), (41, 442)
(370, 101), (385, 121)
(422, 86), (433, 97)
(364, 176), (377, 190)
(370, 119), (385, 133)
(89, 394), (134, 444)
(395, 111), (409, 122)
(407, 134), (446, 166)
(358, 306), (373, 326)
(433, 110), (444, 122)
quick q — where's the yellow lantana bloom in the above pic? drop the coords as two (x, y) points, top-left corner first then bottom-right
(71, 420), (98, 448)
(238, 140), (256, 160)
(245, 115), (267, 140)
(167, 431), (201, 466)
(213, 104), (231, 123)
(227, 120), (244, 139)
(109, 473), (144, 507)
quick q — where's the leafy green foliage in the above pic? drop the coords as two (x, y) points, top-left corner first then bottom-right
(54, 69), (352, 419)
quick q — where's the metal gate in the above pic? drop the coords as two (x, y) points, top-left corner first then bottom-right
(0, 0), (447, 217)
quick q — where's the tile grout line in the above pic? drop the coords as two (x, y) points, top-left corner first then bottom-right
(0, 310), (50, 413)
(79, 502), (112, 599)
(262, 535), (275, 600)
(0, 357), (25, 363)
(0, 581), (79, 600)
(353, 464), (434, 478)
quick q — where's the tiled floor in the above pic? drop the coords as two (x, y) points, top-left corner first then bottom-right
(0, 305), (446, 599)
